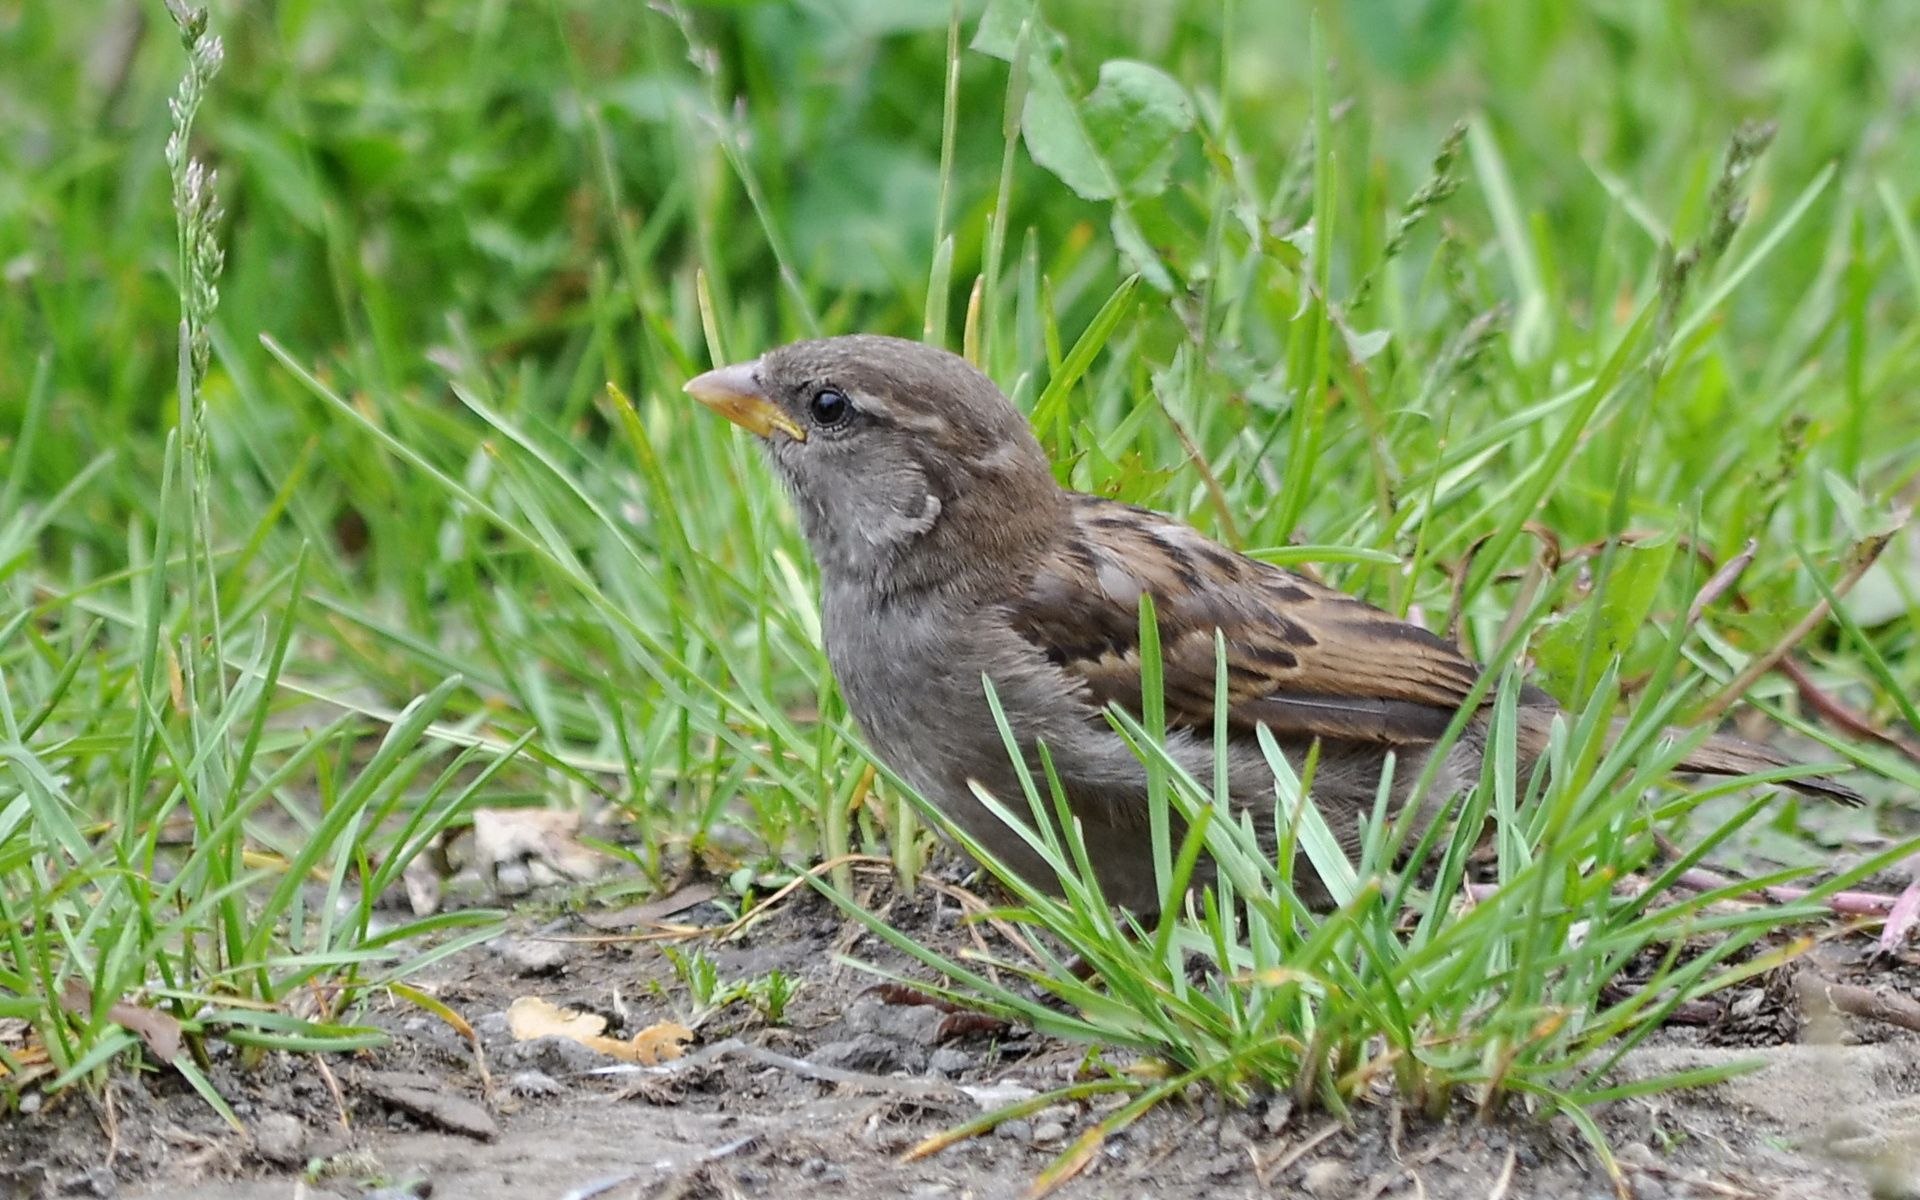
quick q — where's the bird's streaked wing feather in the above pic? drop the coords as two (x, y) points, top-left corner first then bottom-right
(1004, 494), (1485, 745)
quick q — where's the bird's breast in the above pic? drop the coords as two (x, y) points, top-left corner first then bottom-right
(818, 586), (1026, 789)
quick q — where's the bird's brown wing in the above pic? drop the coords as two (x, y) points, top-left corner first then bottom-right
(1005, 494), (1488, 745)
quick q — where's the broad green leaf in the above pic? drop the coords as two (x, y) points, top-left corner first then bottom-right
(1533, 533), (1680, 699)
(971, 0), (1031, 59)
(1020, 59), (1194, 202)
(1080, 61), (1194, 199)
(1020, 56), (1111, 200)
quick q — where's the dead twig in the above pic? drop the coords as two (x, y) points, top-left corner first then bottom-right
(574, 882), (720, 932)
(1694, 529), (1894, 723)
(909, 867), (1047, 979)
(1670, 865), (1903, 919)
(1882, 863), (1920, 952)
(1254, 1119), (1344, 1185)
(1779, 656), (1920, 766)
(1669, 532), (1918, 761)
(101, 1082), (121, 1171)
(558, 1171), (644, 1200)
(1796, 974), (1920, 1034)
(554, 854), (890, 945)
(587, 1036), (971, 1107)
(733, 1043), (970, 1106)
(1487, 1147), (1517, 1200)
(311, 1051), (351, 1134)
(1685, 538), (1757, 627)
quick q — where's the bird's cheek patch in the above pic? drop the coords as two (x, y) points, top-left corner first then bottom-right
(901, 491), (942, 534)
(863, 491), (942, 546)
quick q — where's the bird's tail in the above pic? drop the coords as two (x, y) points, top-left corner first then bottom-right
(1671, 729), (1863, 805)
(1514, 701), (1863, 805)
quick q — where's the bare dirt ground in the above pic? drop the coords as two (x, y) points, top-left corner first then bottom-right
(4, 856), (1918, 1200)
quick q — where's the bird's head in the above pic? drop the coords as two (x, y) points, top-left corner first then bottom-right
(685, 334), (1063, 592)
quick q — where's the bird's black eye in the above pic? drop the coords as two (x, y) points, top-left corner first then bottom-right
(808, 387), (851, 428)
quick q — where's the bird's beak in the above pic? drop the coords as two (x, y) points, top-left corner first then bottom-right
(683, 359), (807, 443)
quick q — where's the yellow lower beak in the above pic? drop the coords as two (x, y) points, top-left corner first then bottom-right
(684, 360), (807, 442)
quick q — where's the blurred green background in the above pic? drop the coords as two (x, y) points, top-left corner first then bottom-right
(2, 0), (1917, 920)
(6, 0), (1916, 502)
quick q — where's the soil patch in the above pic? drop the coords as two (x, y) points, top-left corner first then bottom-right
(4, 860), (1918, 1200)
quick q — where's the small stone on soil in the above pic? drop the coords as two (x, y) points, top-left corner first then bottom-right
(1217, 1118), (1249, 1150)
(961, 1080), (1038, 1110)
(1030, 1120), (1068, 1145)
(1301, 1158), (1352, 1197)
(494, 935), (569, 976)
(845, 992), (947, 1044)
(471, 1010), (512, 1044)
(813, 1033), (920, 1074)
(358, 1071), (499, 1142)
(507, 1070), (565, 1097)
(1031, 1104), (1075, 1128)
(499, 1033), (609, 1076)
(250, 1111), (307, 1166)
(492, 861), (533, 897)
(995, 1118), (1034, 1144)
(927, 1047), (973, 1075)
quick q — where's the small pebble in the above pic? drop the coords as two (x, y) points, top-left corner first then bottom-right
(995, 1118), (1034, 1143)
(507, 1070), (565, 1097)
(250, 1112), (307, 1166)
(499, 1034), (607, 1076)
(857, 1120), (914, 1153)
(814, 1033), (914, 1074)
(1302, 1158), (1351, 1197)
(1624, 1172), (1671, 1200)
(1614, 1143), (1658, 1168)
(495, 936), (569, 976)
(492, 862), (533, 897)
(1204, 1152), (1243, 1178)
(927, 1047), (973, 1076)
(1031, 1120), (1068, 1145)
(845, 994), (945, 1045)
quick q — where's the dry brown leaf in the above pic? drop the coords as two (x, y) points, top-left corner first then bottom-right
(165, 644), (186, 716)
(472, 808), (604, 888)
(0, 1043), (53, 1080)
(59, 979), (184, 1066)
(577, 882), (719, 931)
(508, 995), (607, 1042)
(627, 1021), (692, 1066)
(506, 996), (689, 1064)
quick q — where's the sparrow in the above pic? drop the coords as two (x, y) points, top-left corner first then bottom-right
(685, 334), (1860, 911)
